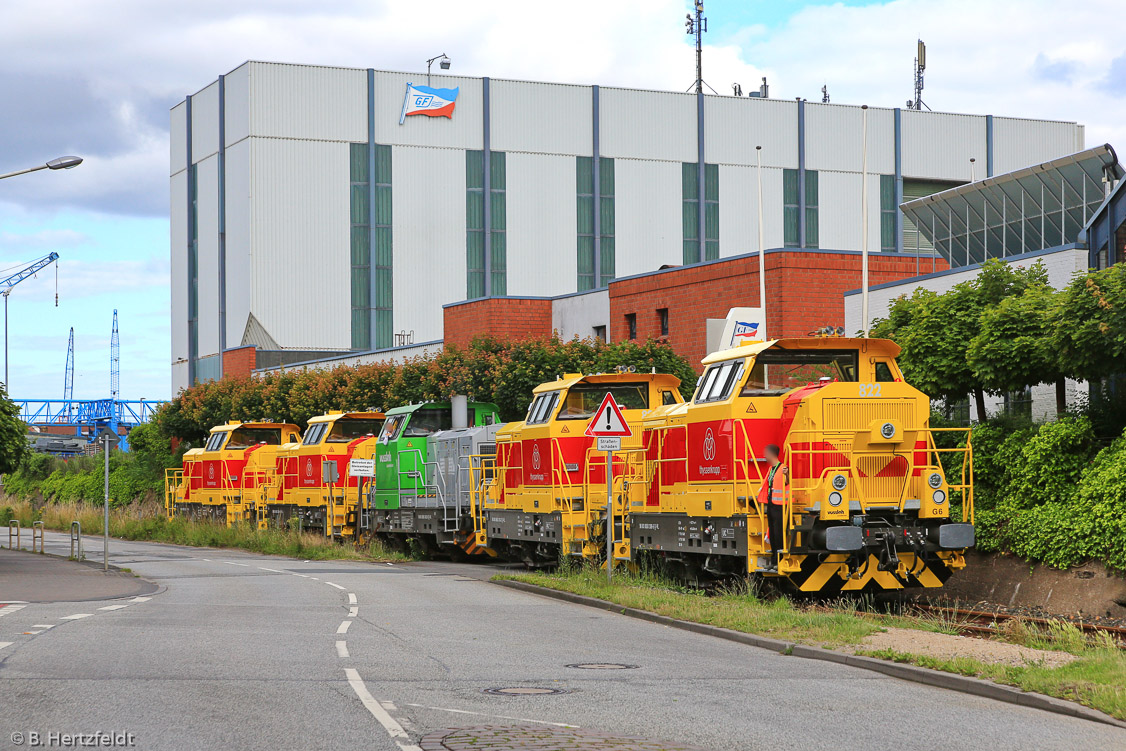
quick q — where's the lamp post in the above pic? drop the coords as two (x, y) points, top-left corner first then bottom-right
(861, 106), (870, 337)
(0, 156), (83, 389)
(755, 146), (766, 324)
(425, 54), (451, 86)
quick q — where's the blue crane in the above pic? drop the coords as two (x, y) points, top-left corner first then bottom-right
(2, 252), (60, 391)
(110, 309), (119, 399)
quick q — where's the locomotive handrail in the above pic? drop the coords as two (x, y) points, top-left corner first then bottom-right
(733, 419), (770, 564)
(164, 468), (183, 521)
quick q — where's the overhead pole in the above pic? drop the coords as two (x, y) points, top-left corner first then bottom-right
(685, 2), (711, 264)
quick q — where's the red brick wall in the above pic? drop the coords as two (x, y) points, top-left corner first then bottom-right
(609, 251), (948, 372)
(443, 298), (553, 349)
(222, 346), (257, 379)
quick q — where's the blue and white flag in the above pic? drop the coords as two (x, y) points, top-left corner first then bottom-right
(399, 83), (459, 124)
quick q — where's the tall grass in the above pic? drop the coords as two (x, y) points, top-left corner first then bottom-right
(0, 498), (407, 562)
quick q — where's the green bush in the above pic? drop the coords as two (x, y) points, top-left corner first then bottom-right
(1004, 416), (1097, 509)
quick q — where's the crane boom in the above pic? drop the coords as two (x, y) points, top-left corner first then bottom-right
(1, 252), (59, 291)
(64, 327), (74, 402)
(110, 310), (119, 400)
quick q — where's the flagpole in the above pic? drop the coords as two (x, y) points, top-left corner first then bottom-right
(861, 105), (870, 337)
(756, 145), (766, 329)
(399, 83), (411, 125)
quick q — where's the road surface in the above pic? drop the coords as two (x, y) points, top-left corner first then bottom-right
(0, 531), (1121, 750)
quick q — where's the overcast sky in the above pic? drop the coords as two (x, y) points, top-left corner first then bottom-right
(0, 0), (1122, 401)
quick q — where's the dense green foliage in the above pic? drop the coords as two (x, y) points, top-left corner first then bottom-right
(0, 384), (28, 475)
(154, 335), (699, 444)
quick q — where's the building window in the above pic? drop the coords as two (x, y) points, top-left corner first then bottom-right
(880, 174), (897, 252)
(349, 143), (394, 351)
(626, 313), (637, 340)
(577, 157), (615, 291)
(682, 163), (718, 264)
(783, 169), (818, 249)
(592, 325), (607, 343)
(467, 150), (506, 299)
(188, 163), (199, 382)
(658, 308), (669, 337)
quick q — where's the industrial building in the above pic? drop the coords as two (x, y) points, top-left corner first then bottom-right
(171, 60), (1087, 392)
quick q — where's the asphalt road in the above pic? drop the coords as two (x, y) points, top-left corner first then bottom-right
(1, 532), (1122, 751)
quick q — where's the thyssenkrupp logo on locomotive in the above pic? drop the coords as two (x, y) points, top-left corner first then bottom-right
(532, 444), (541, 470)
(305, 458), (313, 477)
(702, 428), (716, 461)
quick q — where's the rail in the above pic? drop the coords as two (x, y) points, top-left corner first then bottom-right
(733, 419), (770, 560)
(163, 468), (183, 520)
(70, 521), (83, 560)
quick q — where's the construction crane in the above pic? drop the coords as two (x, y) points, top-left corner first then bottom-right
(1, 252), (60, 391)
(110, 309), (119, 400)
(63, 327), (75, 422)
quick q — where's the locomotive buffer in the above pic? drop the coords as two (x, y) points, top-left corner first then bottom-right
(585, 393), (633, 582)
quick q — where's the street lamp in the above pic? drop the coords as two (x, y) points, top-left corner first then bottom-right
(0, 155), (83, 391)
(0, 155), (83, 181)
(426, 54), (451, 86)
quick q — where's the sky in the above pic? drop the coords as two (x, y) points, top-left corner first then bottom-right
(0, 0), (1122, 401)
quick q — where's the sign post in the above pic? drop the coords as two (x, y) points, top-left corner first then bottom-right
(585, 394), (633, 583)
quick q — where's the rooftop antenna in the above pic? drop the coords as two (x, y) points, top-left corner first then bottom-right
(685, 2), (716, 94)
(907, 39), (929, 110)
(110, 309), (119, 400)
(732, 82), (742, 96)
(821, 84), (830, 103)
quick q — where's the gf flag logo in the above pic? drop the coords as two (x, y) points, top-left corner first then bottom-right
(399, 83), (459, 124)
(532, 444), (541, 470)
(702, 428), (717, 462)
(730, 321), (760, 346)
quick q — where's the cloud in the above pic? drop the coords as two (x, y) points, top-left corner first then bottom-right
(0, 228), (92, 253)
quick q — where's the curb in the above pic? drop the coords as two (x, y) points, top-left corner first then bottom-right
(492, 578), (1126, 731)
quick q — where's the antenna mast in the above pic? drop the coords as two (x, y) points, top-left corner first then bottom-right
(908, 39), (928, 110)
(685, 1), (709, 94)
(110, 309), (119, 400)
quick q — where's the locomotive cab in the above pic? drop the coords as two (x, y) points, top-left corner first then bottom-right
(167, 421), (300, 527)
(269, 411), (385, 537)
(633, 338), (974, 592)
(485, 372), (684, 567)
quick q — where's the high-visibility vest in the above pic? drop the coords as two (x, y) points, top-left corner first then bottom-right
(757, 464), (790, 506)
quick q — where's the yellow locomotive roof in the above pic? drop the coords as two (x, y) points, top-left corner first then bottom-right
(701, 337), (900, 366)
(531, 371), (682, 395)
(208, 421), (301, 432)
(306, 410), (385, 424)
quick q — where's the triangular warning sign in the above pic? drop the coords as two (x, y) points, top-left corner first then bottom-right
(585, 393), (634, 438)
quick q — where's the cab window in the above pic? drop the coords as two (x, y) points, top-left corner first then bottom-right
(327, 418), (384, 443)
(874, 361), (896, 382)
(661, 390), (679, 406)
(742, 349), (859, 396)
(379, 415), (407, 442)
(557, 382), (649, 420)
(227, 428), (282, 449)
(695, 360), (745, 404)
(302, 423), (328, 446)
(204, 432), (227, 451)
(526, 392), (559, 425)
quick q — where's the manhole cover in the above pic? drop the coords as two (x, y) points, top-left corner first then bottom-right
(482, 687), (571, 696)
(565, 663), (639, 670)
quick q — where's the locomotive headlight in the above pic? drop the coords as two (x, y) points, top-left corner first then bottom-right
(928, 472), (943, 489)
(828, 491), (843, 507)
(831, 474), (848, 491)
(932, 489), (947, 504)
(880, 422), (896, 439)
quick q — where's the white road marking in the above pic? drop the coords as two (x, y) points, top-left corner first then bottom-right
(32, 625), (54, 629)
(0, 642), (13, 651)
(98, 604), (129, 611)
(309, 577), (320, 581)
(325, 582), (345, 590)
(130, 597), (151, 603)
(336, 641), (350, 658)
(0, 605), (27, 617)
(344, 669), (421, 751)
(199, 558), (211, 561)
(348, 593), (357, 605)
(348, 607), (358, 617)
(337, 620), (352, 634)
(293, 574), (309, 578)
(257, 567), (283, 573)
(60, 614), (92, 620)
(224, 561), (250, 567)
(22, 630), (42, 635)
(404, 703), (579, 728)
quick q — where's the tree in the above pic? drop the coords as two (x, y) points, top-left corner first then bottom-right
(0, 385), (29, 475)
(968, 283), (1068, 416)
(1052, 263), (1126, 382)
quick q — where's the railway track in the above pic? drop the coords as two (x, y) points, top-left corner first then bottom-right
(912, 604), (1126, 647)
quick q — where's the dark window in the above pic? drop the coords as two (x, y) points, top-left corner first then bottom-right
(402, 408), (453, 437)
(626, 313), (637, 340)
(188, 163), (199, 382)
(661, 390), (679, 406)
(592, 325), (606, 343)
(526, 392), (560, 425)
(327, 418), (385, 443)
(784, 169), (819, 248)
(880, 174), (897, 252)
(658, 308), (669, 337)
(874, 361), (896, 382)
(694, 360), (746, 404)
(467, 151), (507, 298)
(743, 349), (859, 395)
(349, 143), (392, 350)
(577, 157), (615, 291)
(204, 431), (227, 451)
(302, 423), (328, 446)
(682, 162), (718, 263)
(227, 428), (282, 449)
(557, 382), (649, 420)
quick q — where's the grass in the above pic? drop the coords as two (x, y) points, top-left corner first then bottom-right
(0, 498), (410, 563)
(497, 566), (1126, 721)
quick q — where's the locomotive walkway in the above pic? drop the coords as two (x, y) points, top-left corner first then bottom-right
(0, 531), (1122, 751)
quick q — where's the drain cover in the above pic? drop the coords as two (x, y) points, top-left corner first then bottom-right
(565, 663), (639, 670)
(483, 687), (571, 696)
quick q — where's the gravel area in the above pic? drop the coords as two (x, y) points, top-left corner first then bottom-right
(849, 626), (1078, 668)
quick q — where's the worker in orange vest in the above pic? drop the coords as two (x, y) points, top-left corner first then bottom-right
(757, 444), (789, 570)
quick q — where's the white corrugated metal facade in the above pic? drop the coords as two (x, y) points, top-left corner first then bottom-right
(170, 61), (1087, 393)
